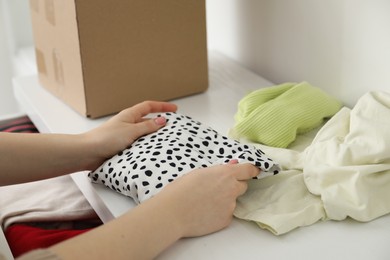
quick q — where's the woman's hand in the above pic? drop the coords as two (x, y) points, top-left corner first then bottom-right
(50, 162), (260, 260)
(83, 101), (177, 170)
(0, 101), (177, 185)
(154, 162), (260, 237)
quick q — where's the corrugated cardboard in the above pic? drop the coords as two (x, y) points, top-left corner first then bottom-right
(29, 0), (208, 118)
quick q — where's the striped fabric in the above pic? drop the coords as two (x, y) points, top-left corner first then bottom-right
(231, 82), (342, 148)
(0, 116), (39, 133)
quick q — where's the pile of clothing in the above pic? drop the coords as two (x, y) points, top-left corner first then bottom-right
(230, 82), (390, 235)
(0, 116), (100, 258)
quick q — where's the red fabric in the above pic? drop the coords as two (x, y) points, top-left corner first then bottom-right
(5, 224), (93, 258)
(2, 117), (98, 258)
(0, 116), (39, 133)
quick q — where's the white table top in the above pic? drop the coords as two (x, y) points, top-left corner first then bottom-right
(13, 52), (390, 260)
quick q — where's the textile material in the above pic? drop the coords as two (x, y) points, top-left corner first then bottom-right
(232, 91), (390, 235)
(0, 175), (98, 230)
(5, 224), (92, 258)
(17, 249), (60, 260)
(303, 91), (390, 221)
(233, 130), (326, 235)
(89, 112), (281, 203)
(0, 116), (39, 133)
(0, 116), (97, 230)
(0, 115), (100, 258)
(230, 82), (342, 148)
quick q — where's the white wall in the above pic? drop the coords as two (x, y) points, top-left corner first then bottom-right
(207, 0), (390, 107)
(339, 0), (390, 106)
(206, 0), (266, 71)
(0, 0), (17, 116)
(0, 0), (33, 117)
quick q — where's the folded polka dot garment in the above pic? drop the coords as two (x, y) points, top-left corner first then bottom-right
(89, 112), (280, 204)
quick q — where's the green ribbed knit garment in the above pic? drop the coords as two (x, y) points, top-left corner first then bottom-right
(231, 82), (342, 148)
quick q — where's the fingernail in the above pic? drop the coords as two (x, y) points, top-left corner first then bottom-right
(154, 116), (166, 125)
(228, 159), (239, 164)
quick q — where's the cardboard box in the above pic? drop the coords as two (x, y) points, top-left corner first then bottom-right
(29, 0), (208, 118)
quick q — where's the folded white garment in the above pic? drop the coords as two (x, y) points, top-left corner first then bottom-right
(0, 175), (97, 230)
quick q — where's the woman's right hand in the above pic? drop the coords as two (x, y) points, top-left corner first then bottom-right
(155, 162), (260, 238)
(48, 162), (260, 260)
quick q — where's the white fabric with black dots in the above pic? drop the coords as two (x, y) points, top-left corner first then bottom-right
(89, 112), (280, 203)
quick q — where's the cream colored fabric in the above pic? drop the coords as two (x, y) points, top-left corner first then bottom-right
(232, 91), (390, 235)
(17, 249), (61, 260)
(233, 130), (326, 235)
(303, 92), (390, 221)
(0, 175), (96, 230)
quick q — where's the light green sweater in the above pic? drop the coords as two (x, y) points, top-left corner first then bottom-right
(230, 82), (342, 148)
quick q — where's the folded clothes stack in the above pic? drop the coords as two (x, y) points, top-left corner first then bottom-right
(0, 116), (100, 258)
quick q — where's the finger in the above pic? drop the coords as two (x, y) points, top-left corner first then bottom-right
(234, 164), (260, 181)
(129, 101), (178, 121)
(228, 159), (239, 164)
(236, 180), (249, 197)
(115, 101), (177, 123)
(132, 117), (167, 138)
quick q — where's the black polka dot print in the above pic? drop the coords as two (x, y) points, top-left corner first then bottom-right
(89, 112), (280, 204)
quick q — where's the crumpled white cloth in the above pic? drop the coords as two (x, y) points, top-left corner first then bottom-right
(232, 130), (326, 235)
(303, 91), (390, 221)
(232, 91), (390, 235)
